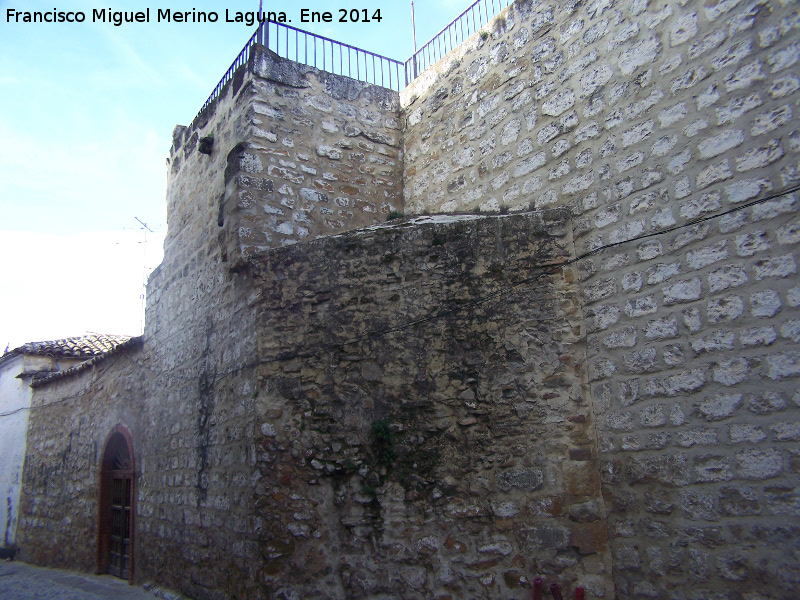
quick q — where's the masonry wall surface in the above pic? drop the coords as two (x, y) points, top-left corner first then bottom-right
(401, 0), (800, 597)
(18, 49), (403, 598)
(245, 209), (610, 599)
(235, 46), (404, 254)
(167, 46), (403, 266)
(17, 208), (612, 599)
(17, 49), (484, 600)
(15, 1), (800, 598)
(143, 51), (406, 597)
(18, 354), (145, 572)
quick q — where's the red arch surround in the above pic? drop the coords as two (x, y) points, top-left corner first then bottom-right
(96, 425), (136, 582)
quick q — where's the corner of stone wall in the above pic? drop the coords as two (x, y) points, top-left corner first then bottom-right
(220, 45), (404, 261)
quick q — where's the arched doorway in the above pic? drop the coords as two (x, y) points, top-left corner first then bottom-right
(97, 426), (135, 581)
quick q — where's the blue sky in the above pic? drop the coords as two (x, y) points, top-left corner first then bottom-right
(0, 0), (473, 349)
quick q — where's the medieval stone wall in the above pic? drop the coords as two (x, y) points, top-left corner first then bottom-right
(246, 209), (609, 599)
(140, 51), (406, 597)
(136, 52), (264, 598)
(17, 355), (144, 572)
(17, 47), (403, 597)
(18, 208), (612, 600)
(235, 47), (404, 255)
(15, 1), (800, 599)
(401, 0), (800, 598)
(17, 49), (406, 600)
(167, 46), (403, 268)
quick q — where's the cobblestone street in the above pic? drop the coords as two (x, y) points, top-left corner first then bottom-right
(0, 561), (160, 600)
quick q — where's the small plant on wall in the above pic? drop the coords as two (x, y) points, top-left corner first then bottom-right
(370, 418), (396, 467)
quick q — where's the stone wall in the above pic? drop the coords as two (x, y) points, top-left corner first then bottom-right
(246, 210), (609, 598)
(168, 45), (403, 268)
(402, 0), (799, 217)
(401, 0), (800, 597)
(144, 52), (404, 595)
(15, 1), (800, 599)
(18, 353), (144, 572)
(18, 47), (404, 599)
(18, 208), (613, 599)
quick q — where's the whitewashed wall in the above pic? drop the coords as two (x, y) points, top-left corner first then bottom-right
(0, 355), (32, 549)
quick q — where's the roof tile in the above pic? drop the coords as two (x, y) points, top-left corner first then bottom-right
(9, 333), (132, 359)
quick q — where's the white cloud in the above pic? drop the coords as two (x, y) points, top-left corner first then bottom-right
(0, 230), (165, 350)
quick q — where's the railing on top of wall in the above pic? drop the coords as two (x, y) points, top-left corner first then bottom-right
(405, 0), (513, 81)
(259, 21), (408, 91)
(197, 0), (514, 118)
(198, 27), (260, 117)
(197, 20), (406, 119)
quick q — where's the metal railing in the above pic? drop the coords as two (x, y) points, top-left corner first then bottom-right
(197, 27), (260, 117)
(197, 19), (405, 119)
(259, 21), (407, 91)
(405, 0), (513, 80)
(196, 0), (516, 119)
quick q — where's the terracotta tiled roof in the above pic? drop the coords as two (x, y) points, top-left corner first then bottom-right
(29, 336), (143, 388)
(4, 333), (133, 361)
(0, 334), (135, 374)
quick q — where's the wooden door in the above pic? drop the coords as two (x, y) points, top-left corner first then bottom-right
(98, 427), (135, 581)
(108, 472), (132, 579)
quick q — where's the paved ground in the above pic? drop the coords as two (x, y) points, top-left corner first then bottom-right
(0, 561), (162, 600)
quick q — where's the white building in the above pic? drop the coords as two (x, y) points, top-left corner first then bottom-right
(0, 334), (131, 552)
